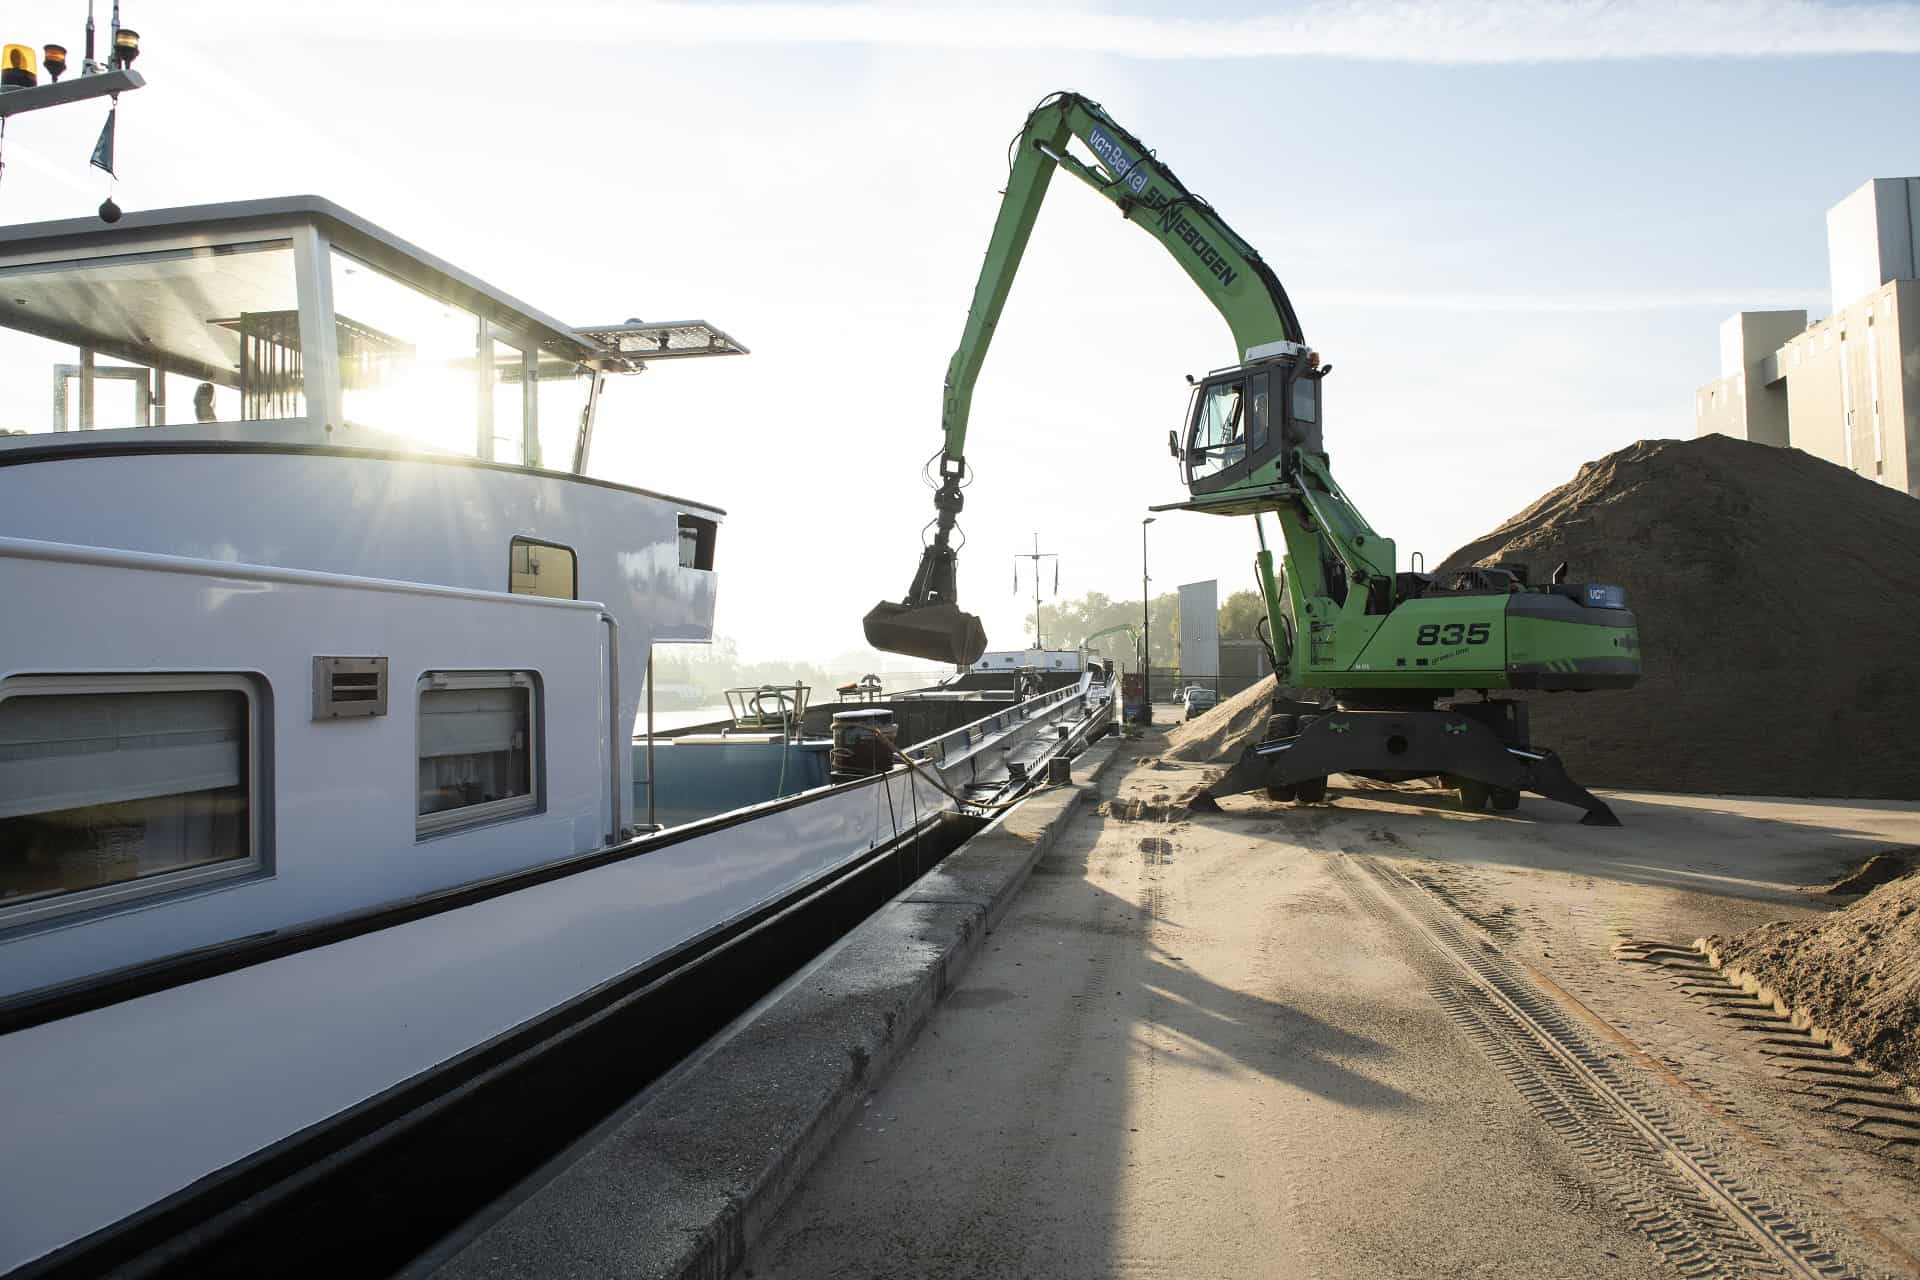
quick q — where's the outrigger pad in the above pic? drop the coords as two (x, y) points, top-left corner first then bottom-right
(863, 600), (988, 667)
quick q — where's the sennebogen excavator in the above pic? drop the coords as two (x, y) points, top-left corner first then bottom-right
(865, 92), (1639, 824)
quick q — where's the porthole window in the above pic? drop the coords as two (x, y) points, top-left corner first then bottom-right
(509, 537), (576, 600)
(417, 671), (539, 837)
(0, 674), (266, 927)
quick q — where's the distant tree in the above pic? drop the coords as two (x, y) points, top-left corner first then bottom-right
(1217, 589), (1266, 641)
(1029, 590), (1180, 666)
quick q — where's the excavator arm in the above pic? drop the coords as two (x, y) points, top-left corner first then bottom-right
(865, 90), (1314, 666)
(865, 90), (1638, 826)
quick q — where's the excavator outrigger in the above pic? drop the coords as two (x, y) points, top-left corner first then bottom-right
(866, 91), (1639, 824)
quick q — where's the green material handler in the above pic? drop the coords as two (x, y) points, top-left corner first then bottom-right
(865, 92), (1638, 824)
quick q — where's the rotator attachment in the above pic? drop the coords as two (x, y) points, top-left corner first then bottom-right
(863, 463), (988, 667)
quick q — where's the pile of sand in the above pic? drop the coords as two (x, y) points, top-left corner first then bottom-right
(1440, 435), (1920, 798)
(1161, 679), (1276, 763)
(1710, 869), (1920, 1084)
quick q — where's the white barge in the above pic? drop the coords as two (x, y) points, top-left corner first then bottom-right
(0, 198), (1108, 1276)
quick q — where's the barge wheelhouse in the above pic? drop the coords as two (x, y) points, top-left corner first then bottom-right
(0, 197), (743, 990)
(0, 197), (1108, 1279)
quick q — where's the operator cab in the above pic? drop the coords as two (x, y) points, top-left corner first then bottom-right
(1173, 347), (1327, 497)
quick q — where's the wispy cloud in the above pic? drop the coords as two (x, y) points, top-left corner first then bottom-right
(191, 1), (1920, 61)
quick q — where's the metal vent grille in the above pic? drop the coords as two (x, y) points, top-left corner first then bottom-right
(313, 656), (388, 720)
(571, 320), (748, 371)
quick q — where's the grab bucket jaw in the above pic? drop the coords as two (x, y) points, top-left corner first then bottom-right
(863, 600), (988, 667)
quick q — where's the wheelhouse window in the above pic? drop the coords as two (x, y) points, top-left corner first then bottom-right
(509, 537), (576, 599)
(417, 672), (539, 837)
(0, 241), (298, 436)
(330, 252), (594, 465)
(0, 676), (263, 925)
(1187, 379), (1247, 481)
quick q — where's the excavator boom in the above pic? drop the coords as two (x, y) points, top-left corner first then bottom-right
(864, 91), (1303, 666)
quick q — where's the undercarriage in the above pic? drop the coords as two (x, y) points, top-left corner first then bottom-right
(1188, 691), (1620, 826)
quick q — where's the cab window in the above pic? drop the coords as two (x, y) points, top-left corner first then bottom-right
(1187, 379), (1246, 480)
(1248, 373), (1270, 452)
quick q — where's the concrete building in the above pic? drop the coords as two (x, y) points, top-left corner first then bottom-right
(1696, 177), (1920, 496)
(1177, 580), (1220, 682)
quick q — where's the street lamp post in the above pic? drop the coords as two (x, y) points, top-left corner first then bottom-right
(1141, 517), (1155, 721)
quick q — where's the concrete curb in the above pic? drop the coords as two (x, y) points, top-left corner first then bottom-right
(428, 736), (1124, 1280)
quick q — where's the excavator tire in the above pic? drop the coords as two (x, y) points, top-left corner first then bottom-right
(1490, 786), (1521, 811)
(1456, 778), (1490, 812)
(1293, 775), (1328, 804)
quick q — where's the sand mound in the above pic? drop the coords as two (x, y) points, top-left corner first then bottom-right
(1439, 435), (1920, 798)
(1162, 679), (1277, 763)
(1711, 871), (1920, 1084)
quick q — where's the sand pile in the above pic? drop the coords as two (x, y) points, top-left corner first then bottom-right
(1162, 679), (1277, 763)
(1710, 868), (1920, 1084)
(1440, 435), (1920, 798)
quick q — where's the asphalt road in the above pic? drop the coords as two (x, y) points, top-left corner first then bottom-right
(736, 741), (1920, 1279)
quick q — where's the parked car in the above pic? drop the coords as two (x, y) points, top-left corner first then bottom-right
(1180, 687), (1218, 720)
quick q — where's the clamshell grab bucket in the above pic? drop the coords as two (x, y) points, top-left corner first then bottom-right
(863, 600), (988, 668)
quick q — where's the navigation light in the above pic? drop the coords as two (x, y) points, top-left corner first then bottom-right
(1, 45), (37, 89)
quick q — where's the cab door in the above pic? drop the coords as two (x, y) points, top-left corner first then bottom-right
(1184, 369), (1271, 495)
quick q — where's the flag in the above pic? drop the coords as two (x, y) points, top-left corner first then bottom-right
(90, 104), (115, 176)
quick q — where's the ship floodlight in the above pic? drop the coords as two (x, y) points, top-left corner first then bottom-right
(1, 44), (38, 89)
(43, 44), (67, 81)
(112, 28), (138, 69)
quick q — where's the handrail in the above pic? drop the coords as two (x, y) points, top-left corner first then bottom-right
(915, 682), (1085, 783)
(600, 612), (623, 844)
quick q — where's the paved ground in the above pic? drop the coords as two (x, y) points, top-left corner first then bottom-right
(738, 737), (1920, 1280)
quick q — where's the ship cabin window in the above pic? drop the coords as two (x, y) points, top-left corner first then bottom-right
(677, 514), (717, 570)
(0, 241), (299, 436)
(330, 252), (593, 467)
(0, 675), (264, 927)
(509, 537), (577, 600)
(417, 672), (539, 837)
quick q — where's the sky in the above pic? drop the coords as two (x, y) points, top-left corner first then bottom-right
(4, 1), (1918, 666)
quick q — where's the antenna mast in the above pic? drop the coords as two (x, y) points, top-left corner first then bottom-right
(1012, 533), (1060, 650)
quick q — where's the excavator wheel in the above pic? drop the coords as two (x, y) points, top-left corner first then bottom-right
(1456, 778), (1490, 812)
(1293, 775), (1328, 804)
(1489, 786), (1521, 812)
(1263, 718), (1300, 800)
